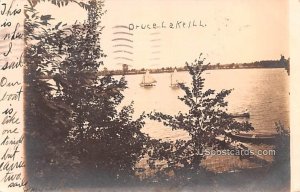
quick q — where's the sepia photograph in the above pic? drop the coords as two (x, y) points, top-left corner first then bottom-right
(23, 0), (290, 191)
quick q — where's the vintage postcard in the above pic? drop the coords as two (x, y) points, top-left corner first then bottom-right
(0, 0), (298, 191)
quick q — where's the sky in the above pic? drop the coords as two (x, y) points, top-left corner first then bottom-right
(36, 0), (289, 70)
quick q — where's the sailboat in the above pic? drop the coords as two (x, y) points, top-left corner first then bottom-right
(170, 69), (184, 88)
(140, 70), (157, 87)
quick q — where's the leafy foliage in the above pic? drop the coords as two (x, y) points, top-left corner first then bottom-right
(25, 0), (148, 185)
(274, 121), (290, 165)
(148, 54), (254, 174)
(24, 4), (75, 182)
(27, 0), (91, 10)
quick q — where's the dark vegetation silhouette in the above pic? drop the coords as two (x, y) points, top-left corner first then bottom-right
(146, 55), (254, 183)
(25, 0), (148, 187)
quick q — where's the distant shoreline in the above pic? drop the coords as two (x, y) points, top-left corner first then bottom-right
(101, 57), (289, 76)
(101, 64), (289, 76)
(39, 59), (289, 79)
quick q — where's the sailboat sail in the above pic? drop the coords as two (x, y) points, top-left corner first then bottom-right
(143, 71), (156, 84)
(140, 70), (156, 86)
(170, 69), (184, 87)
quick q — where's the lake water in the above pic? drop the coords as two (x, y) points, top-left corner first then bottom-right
(120, 68), (289, 140)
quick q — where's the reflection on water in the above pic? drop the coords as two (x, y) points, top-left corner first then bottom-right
(120, 68), (289, 140)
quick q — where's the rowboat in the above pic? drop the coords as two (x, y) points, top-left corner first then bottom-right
(225, 132), (277, 144)
(230, 112), (250, 118)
